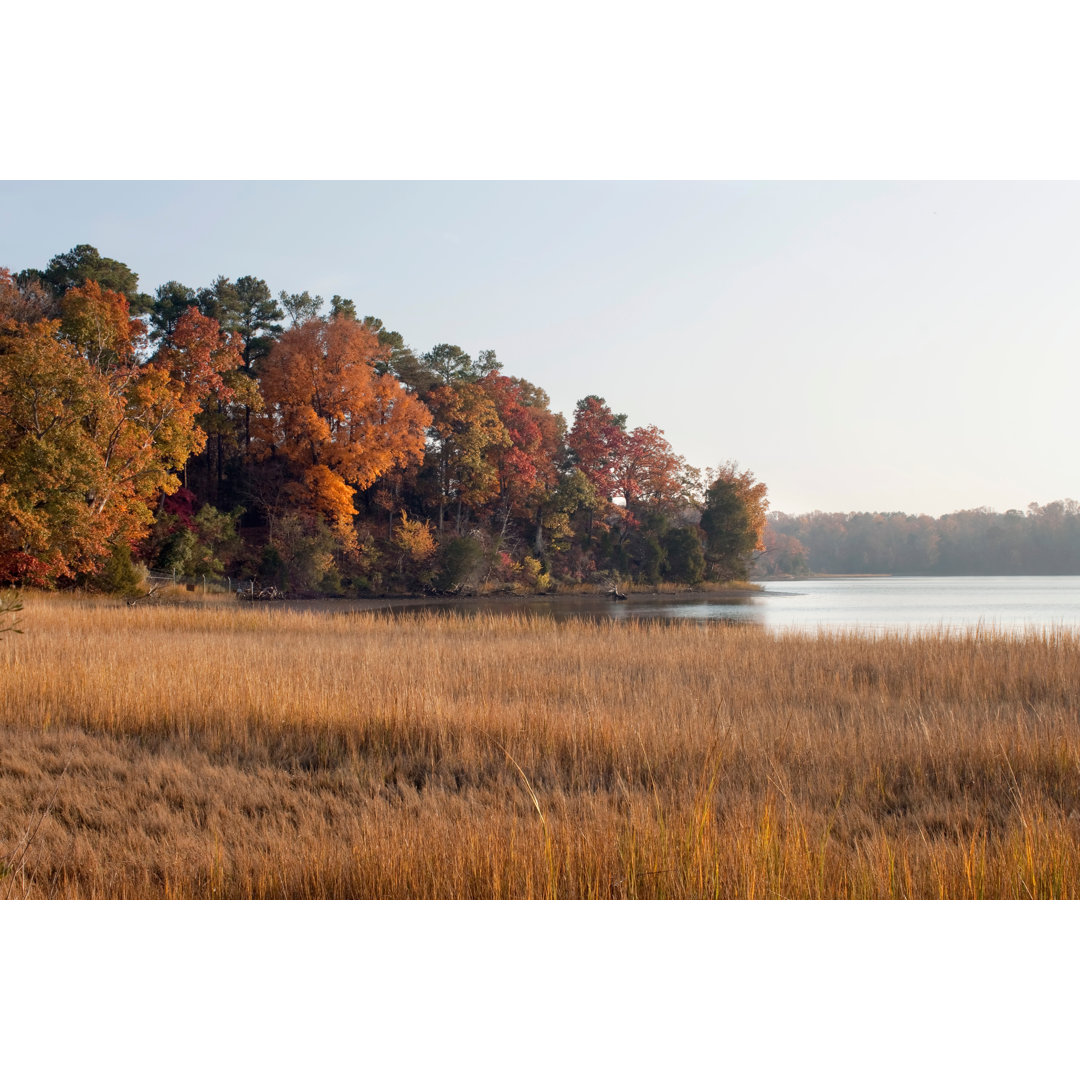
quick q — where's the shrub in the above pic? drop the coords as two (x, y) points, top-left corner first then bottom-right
(434, 535), (485, 592)
(519, 555), (552, 593)
(94, 543), (145, 596)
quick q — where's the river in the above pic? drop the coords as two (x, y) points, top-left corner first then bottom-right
(305, 575), (1080, 634)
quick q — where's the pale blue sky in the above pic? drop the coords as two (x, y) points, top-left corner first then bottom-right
(3, 180), (1078, 517)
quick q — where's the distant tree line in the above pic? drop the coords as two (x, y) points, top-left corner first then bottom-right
(759, 503), (1080, 577)
(1, 244), (769, 595)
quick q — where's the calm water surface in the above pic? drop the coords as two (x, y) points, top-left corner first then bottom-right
(364, 576), (1080, 633)
(750, 576), (1080, 633)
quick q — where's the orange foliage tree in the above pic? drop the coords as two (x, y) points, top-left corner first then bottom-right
(254, 317), (431, 545)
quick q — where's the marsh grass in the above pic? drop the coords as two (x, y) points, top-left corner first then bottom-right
(2, 593), (1079, 898)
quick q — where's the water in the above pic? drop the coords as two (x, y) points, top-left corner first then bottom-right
(369, 576), (1080, 634)
(750, 576), (1080, 633)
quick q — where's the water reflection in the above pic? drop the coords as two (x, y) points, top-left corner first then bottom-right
(405, 592), (764, 626)
(281, 576), (1080, 633)
(754, 575), (1080, 633)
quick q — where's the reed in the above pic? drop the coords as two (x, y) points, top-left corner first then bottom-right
(2, 593), (1078, 898)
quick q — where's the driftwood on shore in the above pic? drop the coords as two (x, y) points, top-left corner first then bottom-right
(605, 576), (627, 600)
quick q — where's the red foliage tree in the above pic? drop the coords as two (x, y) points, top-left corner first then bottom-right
(566, 395), (626, 502)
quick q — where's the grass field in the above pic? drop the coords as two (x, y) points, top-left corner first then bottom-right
(2, 592), (1079, 898)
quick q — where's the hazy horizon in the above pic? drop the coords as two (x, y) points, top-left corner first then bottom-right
(3, 180), (1076, 519)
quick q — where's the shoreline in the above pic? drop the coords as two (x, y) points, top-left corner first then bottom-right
(271, 583), (765, 615)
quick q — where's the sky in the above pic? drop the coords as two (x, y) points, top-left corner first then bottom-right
(3, 179), (1077, 518)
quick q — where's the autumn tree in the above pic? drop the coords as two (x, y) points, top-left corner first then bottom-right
(0, 284), (210, 585)
(153, 286), (260, 497)
(479, 373), (563, 539)
(254, 316), (431, 547)
(59, 278), (142, 373)
(392, 510), (437, 586)
(0, 316), (113, 582)
(567, 395), (627, 503)
(535, 468), (599, 558)
(0, 268), (55, 323)
(699, 463), (769, 581)
(423, 381), (510, 533)
(68, 288), (214, 550)
(400, 345), (507, 533)
(152, 307), (246, 497)
(615, 424), (699, 516)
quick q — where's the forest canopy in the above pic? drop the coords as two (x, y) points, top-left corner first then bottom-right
(759, 504), (1080, 577)
(1, 245), (770, 594)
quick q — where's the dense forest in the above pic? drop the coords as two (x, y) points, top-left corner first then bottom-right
(0, 244), (769, 595)
(759, 503), (1080, 577)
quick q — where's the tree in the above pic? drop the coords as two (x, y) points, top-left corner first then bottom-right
(0, 317), (110, 581)
(699, 463), (769, 581)
(421, 343), (501, 387)
(330, 295), (357, 321)
(480, 373), (562, 536)
(191, 275), (282, 461)
(0, 268), (55, 323)
(664, 526), (705, 584)
(616, 424), (698, 515)
(20, 244), (151, 313)
(279, 291), (324, 327)
(154, 308), (243, 414)
(198, 276), (283, 372)
(150, 281), (197, 341)
(423, 343), (474, 386)
(536, 468), (598, 556)
(567, 395), (627, 503)
(757, 525), (809, 577)
(0, 285), (210, 584)
(365, 318), (433, 392)
(60, 279), (144, 372)
(254, 317), (431, 545)
(392, 510), (436, 584)
(152, 307), (246, 498)
(423, 381), (509, 532)
(63, 285), (215, 544)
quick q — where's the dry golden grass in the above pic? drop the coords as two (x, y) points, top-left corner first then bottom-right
(2, 592), (1079, 898)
